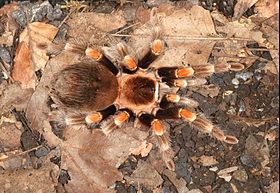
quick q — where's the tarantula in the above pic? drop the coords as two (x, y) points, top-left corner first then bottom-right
(50, 22), (243, 171)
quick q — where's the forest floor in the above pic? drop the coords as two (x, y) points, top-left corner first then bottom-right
(0, 0), (279, 193)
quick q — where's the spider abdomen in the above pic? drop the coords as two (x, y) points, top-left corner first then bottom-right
(51, 61), (119, 112)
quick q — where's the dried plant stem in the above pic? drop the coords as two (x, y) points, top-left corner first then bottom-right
(109, 33), (252, 41)
(115, 22), (141, 34)
(0, 144), (44, 162)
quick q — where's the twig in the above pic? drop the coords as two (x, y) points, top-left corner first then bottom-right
(109, 33), (253, 41)
(0, 144), (44, 162)
(0, 60), (14, 82)
(115, 22), (141, 35)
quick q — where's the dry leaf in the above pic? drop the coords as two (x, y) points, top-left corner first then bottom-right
(191, 155), (219, 167)
(125, 160), (163, 189)
(163, 169), (189, 193)
(233, 0), (258, 20)
(0, 114), (21, 149)
(265, 130), (277, 141)
(43, 119), (148, 192)
(255, 0), (279, 18)
(12, 41), (36, 89)
(265, 181), (279, 193)
(67, 11), (126, 45)
(211, 11), (269, 67)
(129, 140), (153, 157)
(191, 84), (220, 98)
(243, 134), (270, 173)
(12, 22), (58, 89)
(0, 2), (19, 16)
(131, 6), (217, 68)
(0, 160), (58, 193)
(0, 83), (33, 113)
(217, 166), (239, 182)
(0, 3), (19, 46)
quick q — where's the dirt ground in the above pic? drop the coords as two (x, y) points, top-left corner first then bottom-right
(0, 1), (279, 193)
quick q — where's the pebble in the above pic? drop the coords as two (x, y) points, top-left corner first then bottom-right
(231, 78), (239, 85)
(0, 46), (11, 64)
(235, 72), (254, 81)
(47, 6), (63, 21)
(233, 169), (248, 182)
(240, 154), (257, 168)
(12, 9), (27, 27)
(35, 146), (50, 158)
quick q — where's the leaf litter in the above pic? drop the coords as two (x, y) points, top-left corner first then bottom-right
(0, 1), (279, 193)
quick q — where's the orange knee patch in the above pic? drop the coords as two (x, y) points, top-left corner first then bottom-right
(179, 109), (196, 122)
(85, 113), (102, 124)
(124, 55), (137, 70)
(85, 48), (102, 60)
(166, 94), (180, 103)
(176, 67), (194, 78)
(151, 39), (163, 55)
(114, 111), (130, 126)
(151, 119), (164, 136)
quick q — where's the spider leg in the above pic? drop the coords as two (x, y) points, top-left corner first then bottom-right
(138, 27), (164, 70)
(161, 77), (207, 88)
(116, 42), (138, 73)
(138, 113), (175, 171)
(160, 93), (199, 109)
(85, 47), (119, 75)
(85, 105), (117, 125)
(155, 107), (239, 144)
(192, 63), (244, 76)
(100, 109), (132, 135)
(64, 43), (119, 75)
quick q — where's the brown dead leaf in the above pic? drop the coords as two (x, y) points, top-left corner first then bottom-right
(191, 155), (219, 167)
(244, 134), (270, 173)
(12, 22), (58, 89)
(211, 11), (270, 67)
(0, 159), (58, 193)
(260, 14), (279, 73)
(0, 114), (21, 149)
(67, 11), (126, 46)
(233, 0), (258, 20)
(129, 140), (153, 157)
(265, 181), (279, 193)
(255, 0), (279, 18)
(136, 6), (151, 23)
(125, 160), (163, 189)
(0, 83), (33, 113)
(136, 4), (175, 23)
(12, 41), (36, 89)
(163, 169), (189, 193)
(0, 2), (19, 17)
(0, 3), (19, 46)
(43, 122), (148, 193)
(265, 130), (277, 141)
(217, 166), (239, 182)
(191, 84), (220, 98)
(131, 6), (217, 68)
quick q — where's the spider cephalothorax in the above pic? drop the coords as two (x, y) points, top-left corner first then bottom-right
(50, 23), (244, 171)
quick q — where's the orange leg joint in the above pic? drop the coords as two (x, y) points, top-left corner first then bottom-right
(151, 119), (164, 136)
(176, 67), (194, 78)
(151, 39), (163, 55)
(85, 112), (103, 124)
(114, 111), (130, 126)
(179, 109), (197, 122)
(85, 48), (102, 60)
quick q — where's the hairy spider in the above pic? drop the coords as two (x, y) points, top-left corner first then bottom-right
(50, 18), (243, 171)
